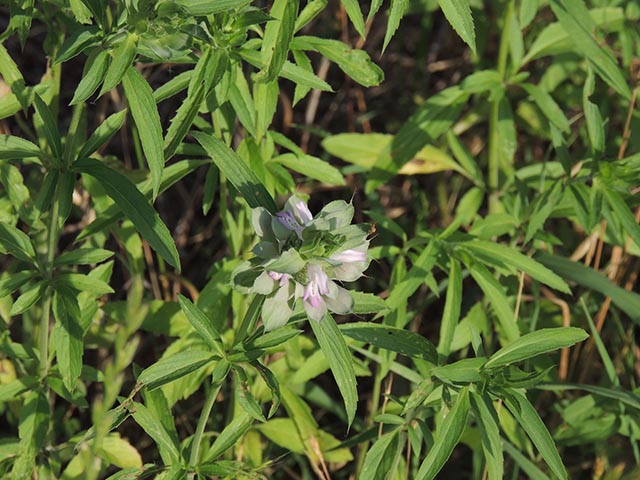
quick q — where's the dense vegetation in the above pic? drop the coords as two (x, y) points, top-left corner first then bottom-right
(1, 0), (639, 478)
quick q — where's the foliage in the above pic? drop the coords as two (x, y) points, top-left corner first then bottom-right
(0, 0), (639, 479)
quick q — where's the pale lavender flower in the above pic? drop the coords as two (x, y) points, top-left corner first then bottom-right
(302, 263), (353, 321)
(276, 196), (313, 238)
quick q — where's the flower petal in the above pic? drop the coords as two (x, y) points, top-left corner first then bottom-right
(304, 295), (327, 322)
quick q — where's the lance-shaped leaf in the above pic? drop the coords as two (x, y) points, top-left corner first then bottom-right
(137, 350), (216, 391)
(122, 67), (164, 199)
(177, 294), (225, 357)
(258, 0), (299, 83)
(484, 327), (588, 369)
(53, 286), (84, 391)
(73, 157), (180, 270)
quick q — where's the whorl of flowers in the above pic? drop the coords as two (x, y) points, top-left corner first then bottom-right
(232, 195), (371, 331)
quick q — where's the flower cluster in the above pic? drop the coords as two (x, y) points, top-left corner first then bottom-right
(233, 196), (370, 331)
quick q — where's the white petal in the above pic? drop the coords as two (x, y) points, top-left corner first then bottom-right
(325, 284), (354, 315)
(262, 286), (293, 331)
(304, 296), (327, 322)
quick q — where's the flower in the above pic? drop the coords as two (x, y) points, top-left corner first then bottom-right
(234, 194), (371, 330)
(301, 263), (354, 322)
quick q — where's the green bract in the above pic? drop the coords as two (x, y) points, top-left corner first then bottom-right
(233, 195), (370, 330)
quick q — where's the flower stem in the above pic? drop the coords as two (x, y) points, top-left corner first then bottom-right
(187, 378), (223, 477)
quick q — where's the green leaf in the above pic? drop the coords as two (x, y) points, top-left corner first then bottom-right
(0, 376), (38, 402)
(177, 294), (225, 357)
(258, 0), (299, 83)
(340, 0), (366, 38)
(383, 0), (409, 52)
(0, 222), (36, 263)
(55, 272), (114, 296)
(470, 391), (503, 480)
(11, 390), (49, 479)
(204, 411), (253, 461)
(137, 350), (216, 391)
(54, 248), (113, 266)
(438, 0), (476, 54)
(467, 263), (520, 342)
(234, 366), (266, 422)
(130, 401), (180, 464)
(100, 34), (138, 96)
(485, 327), (588, 369)
(582, 66), (605, 157)
(0, 134), (44, 161)
(292, 37), (384, 87)
(310, 315), (358, 428)
(602, 185), (640, 253)
(548, 0), (630, 99)
(10, 281), (45, 316)
(460, 240), (571, 293)
(415, 387), (470, 480)
(537, 383), (640, 411)
(535, 251), (640, 323)
(503, 440), (550, 480)
(33, 94), (62, 159)
(175, 0), (252, 15)
(431, 357), (485, 384)
(520, 83), (570, 133)
(122, 67), (165, 199)
(360, 430), (401, 480)
(580, 298), (617, 386)
(55, 27), (102, 64)
(274, 153), (345, 185)
(53, 286), (84, 391)
(73, 157), (181, 270)
(503, 389), (567, 479)
(0, 271), (34, 297)
(340, 322), (437, 364)
(437, 258), (462, 357)
(78, 109), (127, 159)
(192, 131), (277, 213)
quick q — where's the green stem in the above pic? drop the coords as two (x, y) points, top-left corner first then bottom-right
(354, 361), (385, 475)
(39, 193), (60, 378)
(188, 380), (223, 476)
(488, 0), (514, 213)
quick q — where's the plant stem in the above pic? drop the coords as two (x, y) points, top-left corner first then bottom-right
(39, 193), (60, 379)
(488, 0), (514, 213)
(188, 379), (223, 477)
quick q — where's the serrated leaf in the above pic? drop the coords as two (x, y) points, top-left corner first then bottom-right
(33, 94), (62, 159)
(310, 315), (358, 428)
(11, 390), (49, 479)
(383, 0), (409, 52)
(274, 153), (345, 185)
(137, 350), (216, 391)
(484, 327), (588, 369)
(192, 131), (277, 213)
(340, 322), (437, 364)
(415, 387), (470, 480)
(0, 135), (44, 161)
(438, 0), (476, 54)
(341, 0), (366, 38)
(73, 157), (180, 270)
(122, 67), (164, 199)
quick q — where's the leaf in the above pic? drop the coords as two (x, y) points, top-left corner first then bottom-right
(100, 33), (138, 96)
(485, 327), (587, 369)
(470, 391), (503, 480)
(177, 294), (225, 357)
(535, 251), (640, 323)
(292, 37), (384, 87)
(602, 185), (640, 252)
(438, 0), (476, 54)
(310, 315), (358, 428)
(55, 26), (102, 64)
(437, 259), (463, 357)
(0, 271), (34, 297)
(55, 272), (113, 296)
(340, 322), (437, 364)
(548, 0), (630, 99)
(583, 66), (605, 157)
(0, 222), (36, 264)
(360, 430), (401, 480)
(98, 434), (143, 469)
(78, 109), (127, 159)
(520, 83), (570, 133)
(204, 412), (253, 461)
(175, 0), (252, 15)
(340, 0), (366, 38)
(467, 263), (520, 342)
(503, 389), (567, 479)
(415, 387), (470, 480)
(11, 390), (49, 479)
(0, 134), (44, 161)
(74, 157), (180, 270)
(274, 153), (345, 185)
(53, 286), (84, 391)
(10, 281), (45, 316)
(192, 132), (277, 213)
(258, 0), (299, 83)
(460, 240), (571, 293)
(383, 0), (409, 52)
(33, 94), (62, 159)
(137, 350), (216, 391)
(130, 401), (180, 464)
(503, 440), (550, 480)
(121, 67), (165, 199)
